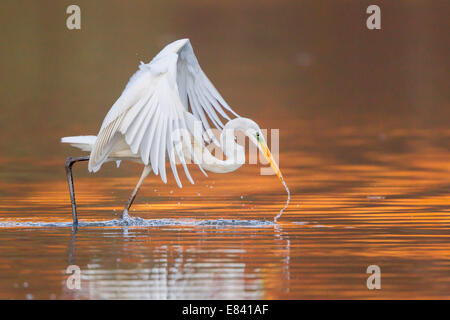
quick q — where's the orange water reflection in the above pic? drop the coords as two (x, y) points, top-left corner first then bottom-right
(0, 129), (449, 299)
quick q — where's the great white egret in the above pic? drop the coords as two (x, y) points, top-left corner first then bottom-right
(62, 39), (286, 226)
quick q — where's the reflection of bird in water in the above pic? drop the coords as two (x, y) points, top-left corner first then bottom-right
(63, 226), (290, 299)
(61, 39), (284, 226)
(64, 227), (265, 299)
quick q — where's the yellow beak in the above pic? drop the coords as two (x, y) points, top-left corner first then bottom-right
(258, 140), (283, 183)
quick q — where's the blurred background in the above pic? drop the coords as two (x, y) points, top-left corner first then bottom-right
(0, 0), (448, 167)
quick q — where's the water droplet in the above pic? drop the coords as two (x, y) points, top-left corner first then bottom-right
(367, 195), (385, 200)
(274, 177), (290, 223)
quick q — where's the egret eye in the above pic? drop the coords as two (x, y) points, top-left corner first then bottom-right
(256, 132), (260, 140)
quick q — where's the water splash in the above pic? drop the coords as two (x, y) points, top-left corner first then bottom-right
(0, 216), (276, 228)
(274, 178), (290, 223)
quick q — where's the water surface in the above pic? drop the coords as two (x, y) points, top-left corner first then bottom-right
(1, 126), (449, 299)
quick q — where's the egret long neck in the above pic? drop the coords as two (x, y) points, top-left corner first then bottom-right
(185, 118), (246, 174)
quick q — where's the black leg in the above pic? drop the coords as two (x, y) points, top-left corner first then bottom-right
(67, 226), (78, 264)
(65, 156), (90, 227)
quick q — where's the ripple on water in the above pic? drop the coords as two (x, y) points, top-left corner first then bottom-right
(0, 216), (276, 228)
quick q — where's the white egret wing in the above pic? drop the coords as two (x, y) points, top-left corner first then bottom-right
(88, 39), (236, 187)
(88, 53), (195, 187)
(175, 40), (239, 143)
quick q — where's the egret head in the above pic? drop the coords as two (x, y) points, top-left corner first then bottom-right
(227, 118), (283, 183)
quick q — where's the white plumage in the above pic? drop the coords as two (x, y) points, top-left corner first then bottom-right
(65, 39), (239, 188)
(62, 39), (284, 222)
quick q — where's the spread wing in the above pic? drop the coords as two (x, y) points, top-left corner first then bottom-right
(88, 39), (238, 187)
(176, 40), (238, 142)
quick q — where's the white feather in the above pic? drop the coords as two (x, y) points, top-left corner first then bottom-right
(73, 39), (238, 186)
